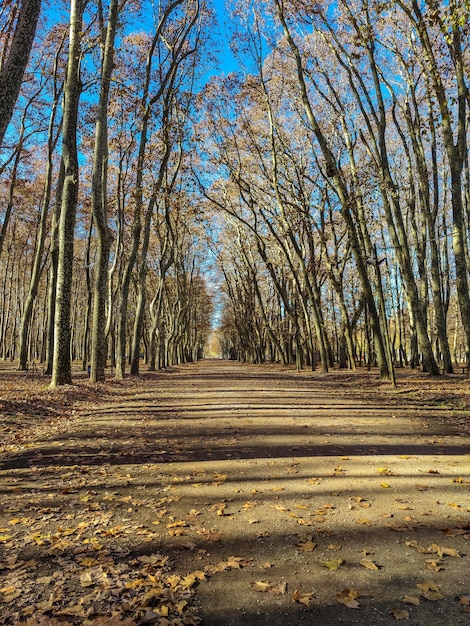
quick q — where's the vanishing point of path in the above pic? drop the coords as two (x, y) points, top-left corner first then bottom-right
(1, 359), (469, 625)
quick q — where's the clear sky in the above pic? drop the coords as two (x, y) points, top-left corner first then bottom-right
(212, 0), (239, 75)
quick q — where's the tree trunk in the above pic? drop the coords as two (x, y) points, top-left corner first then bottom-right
(44, 160), (65, 375)
(50, 0), (83, 387)
(0, 0), (42, 146)
(89, 0), (119, 382)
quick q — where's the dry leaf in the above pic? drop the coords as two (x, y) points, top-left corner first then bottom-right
(390, 608), (409, 620)
(360, 558), (379, 570)
(336, 588), (360, 608)
(425, 560), (444, 572)
(296, 538), (316, 552)
(292, 590), (315, 606)
(405, 540), (433, 554)
(166, 520), (188, 529)
(250, 580), (287, 595)
(270, 581), (288, 595)
(197, 528), (223, 541)
(402, 595), (420, 606)
(437, 546), (461, 558)
(417, 581), (444, 601)
(56, 605), (87, 617)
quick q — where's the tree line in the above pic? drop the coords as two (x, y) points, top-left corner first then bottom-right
(198, 0), (469, 380)
(0, 0), (213, 385)
(0, 0), (469, 384)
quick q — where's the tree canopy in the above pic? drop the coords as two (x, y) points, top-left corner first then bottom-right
(0, 0), (469, 383)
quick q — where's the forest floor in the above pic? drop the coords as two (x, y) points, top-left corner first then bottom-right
(0, 359), (469, 626)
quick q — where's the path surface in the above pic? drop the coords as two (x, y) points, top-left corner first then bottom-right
(1, 360), (469, 625)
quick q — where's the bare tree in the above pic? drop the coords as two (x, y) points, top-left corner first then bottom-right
(0, 0), (42, 146)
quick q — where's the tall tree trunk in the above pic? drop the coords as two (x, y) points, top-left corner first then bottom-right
(81, 217), (93, 371)
(44, 160), (65, 375)
(90, 0), (119, 382)
(50, 0), (83, 387)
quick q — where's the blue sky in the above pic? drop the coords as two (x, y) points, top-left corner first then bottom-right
(212, 0), (239, 75)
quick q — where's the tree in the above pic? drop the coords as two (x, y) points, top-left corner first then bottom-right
(89, 0), (121, 382)
(0, 0), (42, 146)
(50, 0), (83, 387)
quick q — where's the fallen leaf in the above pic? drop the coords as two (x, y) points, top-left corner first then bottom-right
(217, 556), (253, 570)
(250, 580), (287, 594)
(292, 590), (315, 606)
(417, 581), (444, 601)
(166, 520), (188, 529)
(336, 588), (360, 608)
(56, 605), (87, 617)
(405, 540), (433, 554)
(270, 581), (288, 595)
(296, 538), (317, 552)
(390, 608), (409, 620)
(402, 595), (420, 606)
(197, 528), (223, 541)
(436, 546), (461, 558)
(425, 560), (444, 572)
(360, 558), (379, 570)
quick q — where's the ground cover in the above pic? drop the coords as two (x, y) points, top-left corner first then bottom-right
(0, 360), (469, 625)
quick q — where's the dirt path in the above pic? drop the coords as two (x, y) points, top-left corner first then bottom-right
(0, 360), (469, 625)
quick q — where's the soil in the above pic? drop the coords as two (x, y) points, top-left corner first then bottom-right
(0, 359), (469, 626)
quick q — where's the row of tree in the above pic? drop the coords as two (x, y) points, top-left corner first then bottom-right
(0, 0), (213, 385)
(0, 0), (469, 384)
(197, 0), (469, 379)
